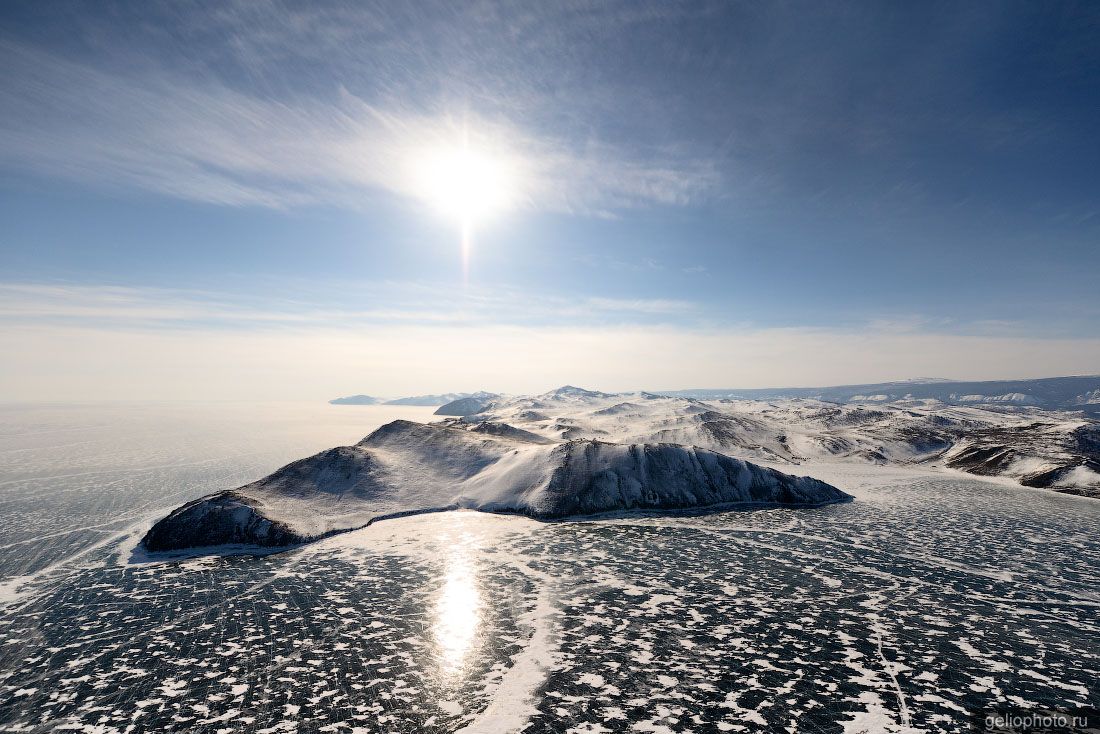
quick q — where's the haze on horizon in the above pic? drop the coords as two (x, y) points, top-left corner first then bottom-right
(1, 1), (1098, 401)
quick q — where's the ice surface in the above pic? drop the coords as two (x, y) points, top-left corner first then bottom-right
(1, 403), (1098, 733)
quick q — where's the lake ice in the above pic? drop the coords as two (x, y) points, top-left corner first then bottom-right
(0, 403), (1096, 733)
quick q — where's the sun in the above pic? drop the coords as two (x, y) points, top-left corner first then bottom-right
(415, 145), (513, 223)
(409, 137), (518, 280)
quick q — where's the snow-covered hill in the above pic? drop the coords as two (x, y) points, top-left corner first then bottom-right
(463, 387), (1100, 497)
(144, 385), (1100, 551)
(142, 417), (848, 551)
(383, 391), (498, 406)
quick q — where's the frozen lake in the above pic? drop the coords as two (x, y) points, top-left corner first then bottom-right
(0, 403), (1097, 732)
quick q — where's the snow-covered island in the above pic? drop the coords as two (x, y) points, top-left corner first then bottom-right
(142, 415), (848, 552)
(143, 385), (1100, 551)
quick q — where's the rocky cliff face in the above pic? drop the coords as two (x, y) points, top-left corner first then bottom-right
(142, 492), (301, 551)
(497, 440), (845, 518)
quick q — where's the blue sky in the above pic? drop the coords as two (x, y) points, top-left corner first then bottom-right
(1, 1), (1098, 399)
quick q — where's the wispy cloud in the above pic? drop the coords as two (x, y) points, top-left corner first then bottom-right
(5, 282), (1095, 340)
(0, 36), (718, 213)
(0, 282), (697, 329)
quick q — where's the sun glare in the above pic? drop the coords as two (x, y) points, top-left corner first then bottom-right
(412, 140), (516, 281)
(433, 545), (482, 677)
(417, 145), (512, 223)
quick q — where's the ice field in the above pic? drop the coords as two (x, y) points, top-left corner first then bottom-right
(0, 402), (1097, 732)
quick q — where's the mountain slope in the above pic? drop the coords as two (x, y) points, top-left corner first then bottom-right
(435, 395), (499, 416)
(142, 419), (849, 551)
(384, 391), (497, 406)
(468, 389), (1100, 497)
(144, 385), (1100, 552)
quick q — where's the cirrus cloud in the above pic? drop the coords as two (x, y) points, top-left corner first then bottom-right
(0, 39), (718, 214)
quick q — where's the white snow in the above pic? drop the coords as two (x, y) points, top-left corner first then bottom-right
(146, 386), (1099, 550)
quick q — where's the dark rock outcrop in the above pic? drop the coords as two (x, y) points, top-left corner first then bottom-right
(142, 491), (302, 551)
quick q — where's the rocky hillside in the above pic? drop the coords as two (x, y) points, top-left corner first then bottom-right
(460, 387), (1100, 497)
(142, 417), (848, 551)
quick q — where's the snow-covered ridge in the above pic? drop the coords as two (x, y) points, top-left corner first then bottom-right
(142, 418), (849, 551)
(144, 384), (1100, 552)
(456, 387), (1099, 497)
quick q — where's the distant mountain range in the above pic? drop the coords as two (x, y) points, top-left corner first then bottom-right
(330, 391), (497, 407)
(337, 377), (1100, 414)
(657, 375), (1100, 415)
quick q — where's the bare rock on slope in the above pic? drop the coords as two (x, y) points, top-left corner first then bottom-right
(142, 419), (849, 551)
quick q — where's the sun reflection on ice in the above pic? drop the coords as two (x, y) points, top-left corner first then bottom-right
(433, 538), (483, 677)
